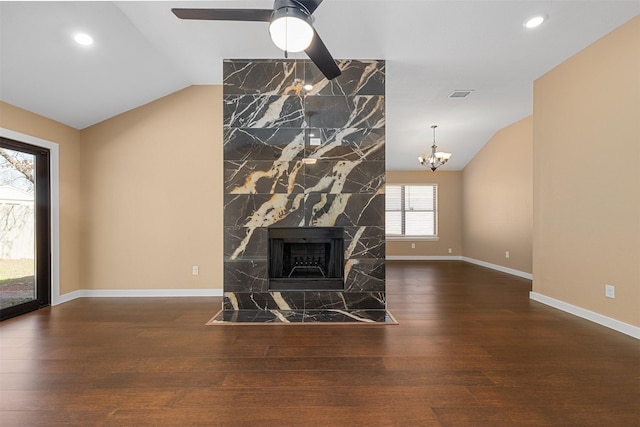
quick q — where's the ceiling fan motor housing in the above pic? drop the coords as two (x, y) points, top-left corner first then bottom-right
(271, 0), (314, 27)
(273, 0), (314, 17)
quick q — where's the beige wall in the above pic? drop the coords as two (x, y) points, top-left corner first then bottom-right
(0, 102), (82, 294)
(385, 171), (462, 257)
(533, 16), (640, 327)
(462, 116), (533, 273)
(80, 86), (224, 290)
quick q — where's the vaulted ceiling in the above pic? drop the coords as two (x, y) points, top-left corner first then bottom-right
(1, 1), (638, 170)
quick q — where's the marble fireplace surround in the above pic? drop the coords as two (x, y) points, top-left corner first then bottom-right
(218, 59), (388, 323)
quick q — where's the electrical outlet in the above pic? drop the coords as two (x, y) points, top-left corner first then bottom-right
(505, 251), (510, 259)
(411, 243), (416, 249)
(605, 284), (615, 299)
(192, 265), (199, 276)
(448, 248), (452, 254)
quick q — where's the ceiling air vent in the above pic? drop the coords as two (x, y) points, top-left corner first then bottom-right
(449, 90), (473, 98)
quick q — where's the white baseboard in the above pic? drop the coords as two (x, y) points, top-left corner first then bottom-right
(386, 255), (463, 261)
(385, 255), (533, 280)
(462, 257), (533, 280)
(53, 288), (223, 305)
(53, 290), (85, 305)
(530, 292), (640, 340)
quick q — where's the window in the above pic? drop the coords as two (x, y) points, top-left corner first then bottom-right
(385, 184), (437, 238)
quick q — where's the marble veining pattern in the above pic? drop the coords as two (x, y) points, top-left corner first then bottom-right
(224, 95), (304, 129)
(209, 309), (396, 324)
(305, 60), (386, 96)
(222, 59), (385, 314)
(224, 61), (301, 95)
(305, 128), (385, 161)
(224, 128), (305, 161)
(305, 96), (385, 129)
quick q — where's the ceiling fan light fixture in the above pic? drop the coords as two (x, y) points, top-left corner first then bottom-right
(269, 7), (314, 52)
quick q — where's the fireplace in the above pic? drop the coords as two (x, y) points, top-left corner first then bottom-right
(220, 59), (386, 318)
(268, 227), (344, 291)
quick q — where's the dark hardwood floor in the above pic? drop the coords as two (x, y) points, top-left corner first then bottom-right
(1, 261), (638, 426)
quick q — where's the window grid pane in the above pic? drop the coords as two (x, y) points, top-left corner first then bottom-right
(405, 211), (435, 235)
(385, 211), (402, 235)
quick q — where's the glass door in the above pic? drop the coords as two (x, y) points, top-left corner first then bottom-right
(0, 137), (50, 320)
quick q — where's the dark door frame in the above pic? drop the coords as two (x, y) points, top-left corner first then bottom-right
(0, 136), (51, 320)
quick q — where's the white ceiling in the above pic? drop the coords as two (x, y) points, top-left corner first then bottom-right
(1, 1), (638, 170)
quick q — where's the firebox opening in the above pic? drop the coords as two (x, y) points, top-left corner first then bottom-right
(268, 227), (344, 291)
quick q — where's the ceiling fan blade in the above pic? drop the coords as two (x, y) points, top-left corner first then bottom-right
(172, 8), (272, 22)
(305, 28), (341, 80)
(295, 0), (323, 15)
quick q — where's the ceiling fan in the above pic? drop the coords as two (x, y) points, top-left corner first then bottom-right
(172, 0), (342, 80)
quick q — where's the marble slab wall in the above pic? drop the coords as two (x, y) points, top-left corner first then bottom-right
(223, 59), (385, 311)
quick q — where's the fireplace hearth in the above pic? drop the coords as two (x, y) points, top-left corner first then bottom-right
(268, 227), (344, 291)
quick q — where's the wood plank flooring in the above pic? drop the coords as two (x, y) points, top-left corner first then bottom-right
(1, 261), (638, 426)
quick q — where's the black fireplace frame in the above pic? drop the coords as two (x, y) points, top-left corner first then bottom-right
(268, 227), (345, 291)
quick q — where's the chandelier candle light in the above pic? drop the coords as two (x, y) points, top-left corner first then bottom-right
(418, 125), (452, 171)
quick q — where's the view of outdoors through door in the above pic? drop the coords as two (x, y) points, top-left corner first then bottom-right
(0, 137), (50, 319)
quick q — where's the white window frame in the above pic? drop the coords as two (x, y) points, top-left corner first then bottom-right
(385, 184), (439, 240)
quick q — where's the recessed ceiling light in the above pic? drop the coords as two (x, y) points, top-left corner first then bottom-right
(73, 33), (94, 46)
(524, 15), (546, 29)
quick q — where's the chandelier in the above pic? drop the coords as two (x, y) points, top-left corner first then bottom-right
(418, 125), (452, 171)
